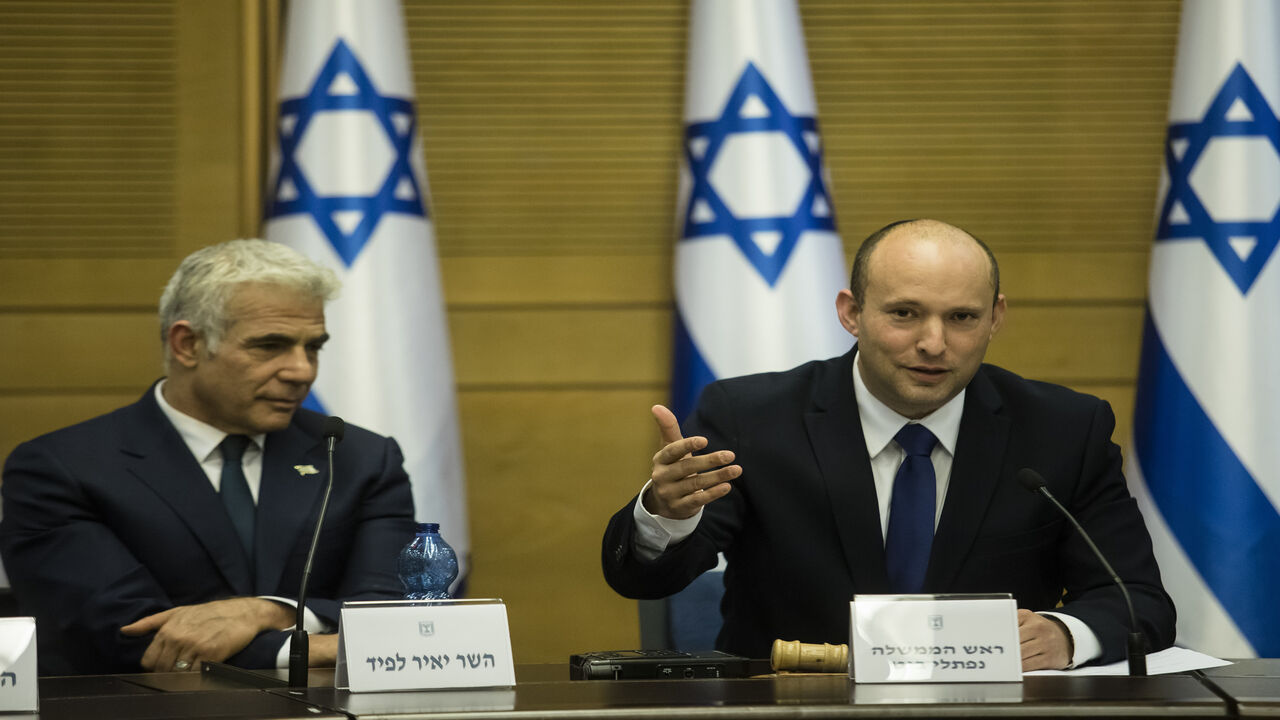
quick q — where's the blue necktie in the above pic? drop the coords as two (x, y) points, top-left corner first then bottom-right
(885, 423), (937, 593)
(219, 434), (255, 561)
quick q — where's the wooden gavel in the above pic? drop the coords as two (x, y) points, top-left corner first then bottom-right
(770, 639), (849, 673)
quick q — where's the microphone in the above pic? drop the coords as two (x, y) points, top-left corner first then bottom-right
(1016, 468), (1146, 676)
(288, 416), (345, 688)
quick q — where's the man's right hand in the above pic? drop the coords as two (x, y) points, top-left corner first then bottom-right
(642, 405), (740, 520)
(120, 597), (293, 672)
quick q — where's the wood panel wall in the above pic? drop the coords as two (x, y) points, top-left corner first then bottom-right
(0, 0), (1178, 663)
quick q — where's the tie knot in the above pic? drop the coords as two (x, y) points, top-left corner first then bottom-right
(220, 434), (251, 462)
(895, 423), (937, 457)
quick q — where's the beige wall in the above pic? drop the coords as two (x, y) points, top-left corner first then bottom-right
(0, 0), (1178, 663)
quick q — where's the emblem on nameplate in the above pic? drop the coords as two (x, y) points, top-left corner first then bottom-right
(419, 621), (435, 637)
(929, 615), (943, 630)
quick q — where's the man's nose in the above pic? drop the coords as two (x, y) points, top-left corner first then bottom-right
(916, 316), (946, 355)
(279, 345), (318, 383)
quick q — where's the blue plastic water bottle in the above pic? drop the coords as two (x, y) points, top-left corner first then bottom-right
(398, 522), (458, 599)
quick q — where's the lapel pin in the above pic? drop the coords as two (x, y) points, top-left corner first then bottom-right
(294, 464), (319, 476)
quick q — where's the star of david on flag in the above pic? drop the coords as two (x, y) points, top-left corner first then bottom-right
(1129, 0), (1280, 659)
(1156, 63), (1280, 294)
(681, 62), (837, 287)
(267, 38), (427, 268)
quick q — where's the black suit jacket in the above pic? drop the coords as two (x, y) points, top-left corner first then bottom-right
(0, 384), (416, 675)
(603, 349), (1175, 662)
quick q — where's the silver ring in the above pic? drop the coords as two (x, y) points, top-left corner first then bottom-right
(173, 659), (192, 671)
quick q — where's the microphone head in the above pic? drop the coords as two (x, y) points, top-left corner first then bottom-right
(322, 416), (345, 443)
(1016, 467), (1047, 493)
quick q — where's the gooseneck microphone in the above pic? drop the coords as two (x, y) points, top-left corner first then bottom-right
(1016, 468), (1147, 676)
(288, 416), (345, 688)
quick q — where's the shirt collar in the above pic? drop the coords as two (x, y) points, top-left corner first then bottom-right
(154, 380), (265, 462)
(851, 350), (965, 458)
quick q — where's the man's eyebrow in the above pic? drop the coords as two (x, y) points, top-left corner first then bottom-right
(244, 332), (307, 344)
(879, 299), (986, 314)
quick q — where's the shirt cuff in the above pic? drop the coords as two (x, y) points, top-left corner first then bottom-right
(261, 596), (332, 669)
(259, 596), (330, 633)
(631, 478), (702, 561)
(1040, 611), (1102, 668)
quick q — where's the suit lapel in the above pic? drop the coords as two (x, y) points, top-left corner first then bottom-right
(255, 422), (326, 595)
(805, 349), (892, 593)
(123, 386), (254, 594)
(925, 368), (1010, 591)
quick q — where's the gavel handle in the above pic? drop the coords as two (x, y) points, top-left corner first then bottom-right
(771, 639), (849, 673)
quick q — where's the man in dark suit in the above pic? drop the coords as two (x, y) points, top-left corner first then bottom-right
(0, 239), (416, 675)
(603, 219), (1175, 670)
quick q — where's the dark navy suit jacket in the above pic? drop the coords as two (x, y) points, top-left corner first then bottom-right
(0, 383), (416, 675)
(603, 348), (1176, 662)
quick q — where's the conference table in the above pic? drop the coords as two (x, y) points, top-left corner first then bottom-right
(23, 658), (1280, 719)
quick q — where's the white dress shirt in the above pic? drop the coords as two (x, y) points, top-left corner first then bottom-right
(155, 382), (267, 499)
(629, 355), (1100, 667)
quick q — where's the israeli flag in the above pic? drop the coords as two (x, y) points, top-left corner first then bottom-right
(660, 0), (851, 651)
(1129, 0), (1280, 657)
(264, 0), (469, 586)
(672, 0), (852, 420)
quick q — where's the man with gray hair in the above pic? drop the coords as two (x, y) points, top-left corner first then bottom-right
(0, 239), (416, 675)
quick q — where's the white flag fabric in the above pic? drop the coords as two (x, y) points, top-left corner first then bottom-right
(671, 0), (852, 419)
(1128, 0), (1280, 657)
(264, 0), (469, 586)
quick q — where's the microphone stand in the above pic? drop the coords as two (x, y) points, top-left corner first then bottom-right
(1018, 468), (1146, 676)
(288, 419), (343, 688)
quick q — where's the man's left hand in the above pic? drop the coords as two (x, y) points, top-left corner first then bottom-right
(1018, 609), (1071, 671)
(120, 597), (294, 672)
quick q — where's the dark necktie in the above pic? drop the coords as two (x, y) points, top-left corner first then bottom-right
(885, 423), (938, 593)
(219, 434), (255, 560)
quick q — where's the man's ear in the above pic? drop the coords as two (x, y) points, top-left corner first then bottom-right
(835, 289), (861, 338)
(166, 321), (203, 369)
(990, 293), (1007, 336)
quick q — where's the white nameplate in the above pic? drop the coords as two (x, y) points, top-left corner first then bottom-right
(850, 594), (1021, 683)
(336, 599), (516, 692)
(0, 617), (38, 712)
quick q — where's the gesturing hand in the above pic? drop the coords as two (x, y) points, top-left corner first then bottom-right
(642, 404), (740, 520)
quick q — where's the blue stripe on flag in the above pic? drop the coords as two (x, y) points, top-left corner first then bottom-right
(670, 310), (716, 424)
(1133, 310), (1280, 655)
(302, 392), (328, 416)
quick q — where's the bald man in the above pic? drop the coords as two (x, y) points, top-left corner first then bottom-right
(603, 219), (1175, 670)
